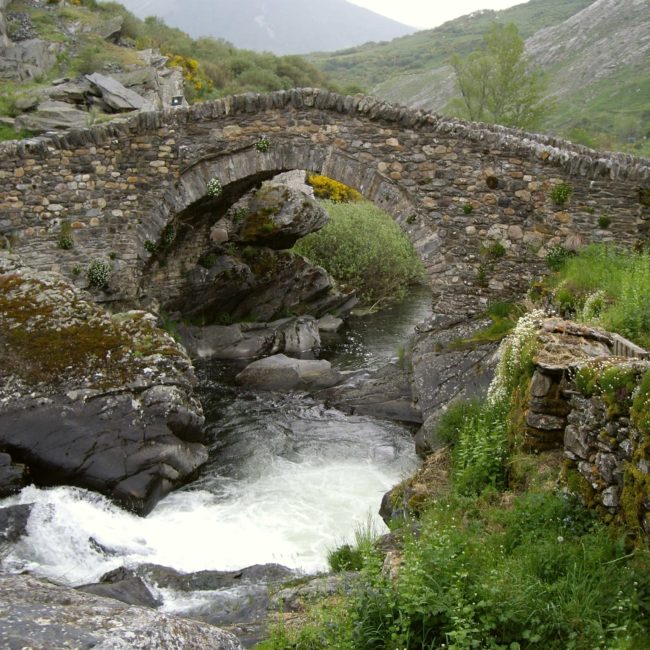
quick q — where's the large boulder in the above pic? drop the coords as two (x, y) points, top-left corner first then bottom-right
(180, 316), (320, 360)
(318, 362), (422, 424)
(0, 253), (207, 515)
(235, 354), (342, 391)
(225, 181), (329, 249)
(0, 574), (242, 650)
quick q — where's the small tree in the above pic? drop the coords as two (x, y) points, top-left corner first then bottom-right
(449, 23), (547, 129)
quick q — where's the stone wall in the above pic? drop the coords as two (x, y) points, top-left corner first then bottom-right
(520, 320), (650, 535)
(0, 89), (648, 314)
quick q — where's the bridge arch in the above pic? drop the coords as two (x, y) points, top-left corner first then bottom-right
(0, 88), (648, 315)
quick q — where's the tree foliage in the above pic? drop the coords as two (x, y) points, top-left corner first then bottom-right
(449, 23), (547, 129)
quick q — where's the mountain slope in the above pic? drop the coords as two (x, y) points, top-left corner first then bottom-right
(116, 0), (416, 55)
(312, 0), (649, 154)
(309, 0), (594, 89)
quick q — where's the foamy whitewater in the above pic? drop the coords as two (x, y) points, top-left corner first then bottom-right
(0, 291), (429, 615)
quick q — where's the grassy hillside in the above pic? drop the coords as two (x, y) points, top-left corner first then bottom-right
(0, 0), (331, 140)
(310, 0), (649, 157)
(309, 0), (594, 90)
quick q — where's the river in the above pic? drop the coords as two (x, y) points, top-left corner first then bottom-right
(0, 289), (430, 621)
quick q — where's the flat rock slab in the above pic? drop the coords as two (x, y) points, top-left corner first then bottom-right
(86, 72), (145, 111)
(0, 574), (242, 650)
(14, 100), (89, 132)
(235, 354), (341, 391)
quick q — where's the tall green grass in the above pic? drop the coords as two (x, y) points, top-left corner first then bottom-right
(552, 244), (650, 346)
(294, 200), (426, 306)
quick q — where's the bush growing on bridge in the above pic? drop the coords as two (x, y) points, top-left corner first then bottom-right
(293, 199), (425, 306)
(87, 259), (111, 289)
(306, 175), (362, 203)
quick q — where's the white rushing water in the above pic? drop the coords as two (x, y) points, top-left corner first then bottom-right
(0, 290), (429, 615)
(0, 401), (417, 586)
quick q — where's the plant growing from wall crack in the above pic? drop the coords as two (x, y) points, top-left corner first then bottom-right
(207, 177), (223, 197)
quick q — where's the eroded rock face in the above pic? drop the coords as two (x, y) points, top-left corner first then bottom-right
(410, 314), (500, 457)
(0, 574), (242, 650)
(0, 253), (207, 515)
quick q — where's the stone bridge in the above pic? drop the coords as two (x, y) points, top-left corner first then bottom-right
(0, 88), (648, 315)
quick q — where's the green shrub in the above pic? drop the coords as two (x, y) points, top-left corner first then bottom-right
(486, 241), (507, 258)
(294, 199), (425, 306)
(463, 203), (474, 214)
(328, 544), (363, 572)
(546, 244), (570, 271)
(255, 135), (270, 152)
(198, 252), (218, 269)
(87, 259), (111, 288)
(144, 240), (157, 253)
(549, 181), (573, 205)
(57, 221), (74, 250)
(598, 215), (612, 229)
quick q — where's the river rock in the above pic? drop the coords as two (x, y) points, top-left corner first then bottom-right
(103, 563), (296, 647)
(86, 72), (146, 111)
(0, 574), (242, 650)
(77, 577), (162, 609)
(318, 314), (343, 332)
(14, 100), (89, 132)
(180, 316), (320, 360)
(0, 253), (208, 515)
(318, 362), (422, 424)
(0, 503), (33, 557)
(235, 354), (342, 391)
(0, 452), (27, 496)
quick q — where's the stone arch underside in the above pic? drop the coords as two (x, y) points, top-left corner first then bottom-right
(0, 88), (648, 316)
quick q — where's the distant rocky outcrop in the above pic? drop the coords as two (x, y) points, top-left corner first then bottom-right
(0, 574), (242, 650)
(0, 252), (208, 515)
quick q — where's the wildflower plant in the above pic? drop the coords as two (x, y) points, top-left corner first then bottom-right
(487, 309), (544, 409)
(254, 135), (270, 152)
(87, 259), (111, 289)
(206, 177), (222, 198)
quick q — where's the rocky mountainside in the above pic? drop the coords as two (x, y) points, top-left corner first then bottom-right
(313, 0), (650, 155)
(117, 0), (416, 55)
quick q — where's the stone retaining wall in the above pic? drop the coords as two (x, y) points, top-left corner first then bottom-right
(0, 89), (648, 313)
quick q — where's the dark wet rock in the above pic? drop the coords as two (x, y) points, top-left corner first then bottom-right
(102, 563), (297, 647)
(0, 254), (208, 515)
(77, 577), (162, 609)
(86, 72), (146, 111)
(179, 247), (352, 323)
(0, 503), (33, 557)
(0, 452), (27, 497)
(236, 354), (342, 391)
(0, 573), (242, 650)
(318, 362), (422, 424)
(179, 316), (320, 360)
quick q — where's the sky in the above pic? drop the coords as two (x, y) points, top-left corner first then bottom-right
(348, 0), (525, 29)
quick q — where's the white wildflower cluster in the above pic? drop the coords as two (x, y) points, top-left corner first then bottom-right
(206, 177), (222, 197)
(580, 290), (606, 323)
(487, 309), (545, 407)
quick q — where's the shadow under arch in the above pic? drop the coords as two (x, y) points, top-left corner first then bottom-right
(140, 142), (434, 317)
